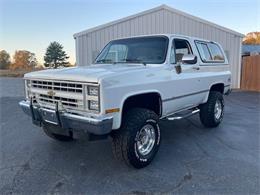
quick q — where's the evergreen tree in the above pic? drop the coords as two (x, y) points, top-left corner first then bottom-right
(44, 42), (69, 68)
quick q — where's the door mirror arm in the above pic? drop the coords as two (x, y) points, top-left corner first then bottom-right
(174, 61), (182, 74)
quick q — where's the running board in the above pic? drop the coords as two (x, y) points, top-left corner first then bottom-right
(166, 108), (200, 121)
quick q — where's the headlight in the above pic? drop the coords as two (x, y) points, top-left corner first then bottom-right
(88, 86), (99, 96)
(86, 85), (100, 112)
(88, 100), (99, 111)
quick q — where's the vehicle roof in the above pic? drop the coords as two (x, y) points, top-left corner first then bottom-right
(109, 34), (217, 44)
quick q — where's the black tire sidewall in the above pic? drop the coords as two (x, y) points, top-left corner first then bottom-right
(200, 91), (225, 128)
(111, 108), (161, 168)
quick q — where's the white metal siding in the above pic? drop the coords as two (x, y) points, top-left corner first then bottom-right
(74, 7), (242, 88)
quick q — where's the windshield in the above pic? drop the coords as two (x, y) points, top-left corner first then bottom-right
(95, 36), (169, 65)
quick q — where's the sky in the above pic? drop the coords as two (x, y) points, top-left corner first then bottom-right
(0, 0), (259, 64)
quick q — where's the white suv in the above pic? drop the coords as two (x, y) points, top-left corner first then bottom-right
(19, 34), (231, 168)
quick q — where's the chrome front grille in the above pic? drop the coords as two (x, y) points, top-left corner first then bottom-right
(39, 94), (81, 108)
(32, 80), (83, 93)
(29, 79), (85, 110)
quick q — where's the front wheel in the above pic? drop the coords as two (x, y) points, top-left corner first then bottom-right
(199, 91), (224, 128)
(111, 108), (161, 169)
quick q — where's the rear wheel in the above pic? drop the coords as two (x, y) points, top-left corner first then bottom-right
(111, 108), (161, 169)
(42, 123), (74, 142)
(199, 91), (224, 127)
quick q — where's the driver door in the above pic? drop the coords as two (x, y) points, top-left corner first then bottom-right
(164, 37), (204, 114)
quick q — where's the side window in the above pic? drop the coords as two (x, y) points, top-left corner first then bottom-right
(196, 41), (225, 63)
(173, 39), (193, 63)
(196, 43), (212, 61)
(208, 43), (224, 61)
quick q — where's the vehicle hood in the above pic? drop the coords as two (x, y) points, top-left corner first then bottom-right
(24, 64), (147, 83)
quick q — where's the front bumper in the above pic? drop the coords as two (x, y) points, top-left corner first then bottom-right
(19, 100), (113, 135)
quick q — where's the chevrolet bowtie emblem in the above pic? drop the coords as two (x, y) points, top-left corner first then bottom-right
(47, 90), (55, 96)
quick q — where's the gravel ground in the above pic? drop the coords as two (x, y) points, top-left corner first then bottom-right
(0, 77), (259, 194)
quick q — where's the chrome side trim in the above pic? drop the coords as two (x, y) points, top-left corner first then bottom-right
(162, 89), (209, 102)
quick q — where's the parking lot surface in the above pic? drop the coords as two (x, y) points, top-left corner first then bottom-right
(0, 77), (259, 194)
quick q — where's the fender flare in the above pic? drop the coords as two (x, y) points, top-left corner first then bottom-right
(118, 90), (163, 126)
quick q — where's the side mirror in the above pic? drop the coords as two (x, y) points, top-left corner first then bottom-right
(182, 54), (197, 64)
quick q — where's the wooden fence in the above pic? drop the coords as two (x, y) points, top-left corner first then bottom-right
(240, 55), (260, 91)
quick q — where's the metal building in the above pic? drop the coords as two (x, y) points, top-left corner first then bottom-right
(73, 4), (244, 88)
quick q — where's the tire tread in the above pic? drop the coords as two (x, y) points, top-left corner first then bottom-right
(111, 108), (159, 168)
(199, 91), (224, 128)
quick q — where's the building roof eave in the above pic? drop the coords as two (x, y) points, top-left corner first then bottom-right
(73, 4), (244, 38)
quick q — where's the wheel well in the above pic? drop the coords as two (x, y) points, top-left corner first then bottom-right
(210, 83), (224, 94)
(122, 93), (162, 118)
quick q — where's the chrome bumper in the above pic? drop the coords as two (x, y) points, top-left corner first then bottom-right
(19, 100), (113, 135)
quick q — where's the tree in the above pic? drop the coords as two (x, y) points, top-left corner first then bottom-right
(243, 32), (260, 45)
(10, 50), (37, 70)
(44, 42), (69, 68)
(0, 50), (11, 69)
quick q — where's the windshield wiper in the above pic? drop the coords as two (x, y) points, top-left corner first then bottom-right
(95, 59), (113, 63)
(116, 58), (146, 66)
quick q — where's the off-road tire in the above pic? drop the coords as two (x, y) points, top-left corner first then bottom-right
(199, 91), (224, 128)
(111, 108), (161, 169)
(42, 123), (74, 142)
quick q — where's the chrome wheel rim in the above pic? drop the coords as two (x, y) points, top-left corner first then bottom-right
(136, 124), (156, 156)
(214, 100), (222, 120)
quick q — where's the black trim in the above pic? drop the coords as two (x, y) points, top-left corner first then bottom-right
(162, 89), (209, 102)
(55, 102), (62, 127)
(30, 98), (41, 126)
(30, 97), (35, 121)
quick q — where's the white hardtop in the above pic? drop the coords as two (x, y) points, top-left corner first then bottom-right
(108, 34), (220, 45)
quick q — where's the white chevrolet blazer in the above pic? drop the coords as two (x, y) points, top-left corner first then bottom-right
(20, 34), (231, 168)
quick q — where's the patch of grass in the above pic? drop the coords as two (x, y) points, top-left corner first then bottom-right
(0, 68), (43, 77)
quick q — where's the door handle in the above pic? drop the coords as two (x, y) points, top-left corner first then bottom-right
(192, 66), (200, 70)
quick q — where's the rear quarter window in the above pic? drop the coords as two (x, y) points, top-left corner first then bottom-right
(195, 41), (225, 63)
(207, 43), (224, 61)
(196, 42), (212, 62)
